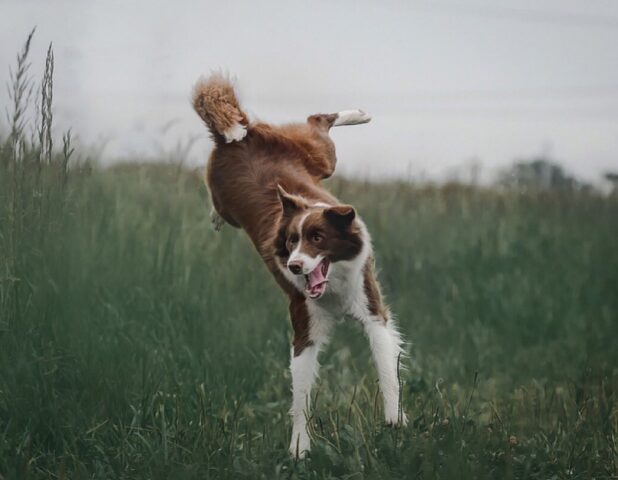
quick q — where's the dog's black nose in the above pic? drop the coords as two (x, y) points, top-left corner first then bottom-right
(288, 261), (303, 275)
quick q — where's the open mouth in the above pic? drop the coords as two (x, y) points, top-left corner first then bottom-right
(305, 258), (330, 299)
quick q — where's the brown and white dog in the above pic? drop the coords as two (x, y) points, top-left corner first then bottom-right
(192, 74), (407, 458)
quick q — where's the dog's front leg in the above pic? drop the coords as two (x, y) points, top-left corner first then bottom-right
(361, 315), (408, 426)
(288, 298), (332, 459)
(289, 344), (319, 458)
(351, 266), (408, 426)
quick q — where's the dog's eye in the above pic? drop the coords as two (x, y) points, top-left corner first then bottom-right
(310, 233), (322, 243)
(289, 233), (299, 244)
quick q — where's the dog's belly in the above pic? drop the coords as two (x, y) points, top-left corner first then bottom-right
(207, 154), (281, 242)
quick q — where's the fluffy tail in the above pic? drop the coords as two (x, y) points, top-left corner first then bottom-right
(192, 73), (249, 143)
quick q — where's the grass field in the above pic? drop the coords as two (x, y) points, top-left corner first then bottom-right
(1, 39), (618, 480)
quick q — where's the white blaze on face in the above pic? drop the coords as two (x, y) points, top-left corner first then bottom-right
(286, 212), (331, 299)
(287, 213), (323, 274)
(289, 252), (324, 275)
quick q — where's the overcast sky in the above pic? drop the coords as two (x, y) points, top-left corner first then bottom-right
(1, 0), (617, 182)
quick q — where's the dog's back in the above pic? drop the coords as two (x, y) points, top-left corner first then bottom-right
(192, 74), (339, 248)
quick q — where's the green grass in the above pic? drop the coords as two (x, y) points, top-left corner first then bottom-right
(1, 162), (617, 479)
(1, 34), (618, 479)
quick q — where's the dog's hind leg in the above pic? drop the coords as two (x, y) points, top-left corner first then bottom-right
(210, 207), (225, 232)
(305, 110), (371, 179)
(307, 110), (371, 132)
(208, 191), (240, 231)
(288, 297), (333, 459)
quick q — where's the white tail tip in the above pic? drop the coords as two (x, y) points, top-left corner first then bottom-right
(223, 122), (247, 143)
(332, 109), (371, 127)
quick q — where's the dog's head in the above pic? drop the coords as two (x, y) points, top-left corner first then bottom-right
(274, 185), (364, 299)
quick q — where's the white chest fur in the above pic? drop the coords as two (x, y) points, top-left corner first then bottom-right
(276, 219), (372, 315)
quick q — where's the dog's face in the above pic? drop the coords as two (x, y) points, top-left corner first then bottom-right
(275, 186), (363, 299)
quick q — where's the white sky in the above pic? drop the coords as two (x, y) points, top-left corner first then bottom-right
(1, 0), (617, 183)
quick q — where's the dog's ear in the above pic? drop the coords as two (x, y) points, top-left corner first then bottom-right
(277, 184), (305, 216)
(324, 205), (356, 228)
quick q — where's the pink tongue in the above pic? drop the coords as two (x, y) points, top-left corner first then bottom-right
(308, 261), (326, 288)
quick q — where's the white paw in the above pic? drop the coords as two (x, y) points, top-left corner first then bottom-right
(385, 410), (408, 427)
(289, 431), (311, 459)
(210, 208), (224, 231)
(332, 109), (371, 127)
(223, 122), (247, 143)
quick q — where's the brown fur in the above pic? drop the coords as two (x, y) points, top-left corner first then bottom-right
(193, 75), (387, 355)
(192, 73), (248, 143)
(275, 204), (364, 264)
(289, 293), (313, 356)
(363, 258), (389, 320)
(204, 120), (340, 251)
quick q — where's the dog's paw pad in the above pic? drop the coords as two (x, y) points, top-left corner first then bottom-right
(289, 433), (311, 460)
(385, 412), (408, 428)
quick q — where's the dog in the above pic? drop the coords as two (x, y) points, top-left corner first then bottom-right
(192, 73), (407, 458)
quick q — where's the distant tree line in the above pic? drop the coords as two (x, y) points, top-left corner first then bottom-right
(498, 157), (618, 195)
(500, 157), (580, 190)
